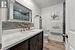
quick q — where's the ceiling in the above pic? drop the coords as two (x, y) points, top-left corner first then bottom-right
(32, 0), (65, 8)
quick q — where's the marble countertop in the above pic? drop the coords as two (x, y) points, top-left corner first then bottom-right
(2, 29), (43, 50)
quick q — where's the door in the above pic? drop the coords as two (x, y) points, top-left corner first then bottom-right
(30, 32), (43, 50)
(8, 40), (29, 50)
(65, 0), (75, 50)
(37, 32), (43, 50)
(30, 34), (38, 50)
(0, 22), (2, 49)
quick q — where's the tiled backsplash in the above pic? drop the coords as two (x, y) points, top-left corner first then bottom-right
(2, 21), (34, 30)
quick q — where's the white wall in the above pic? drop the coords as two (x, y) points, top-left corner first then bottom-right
(41, 3), (63, 42)
(66, 0), (75, 50)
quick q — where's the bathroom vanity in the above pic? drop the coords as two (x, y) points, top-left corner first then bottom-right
(2, 29), (43, 50)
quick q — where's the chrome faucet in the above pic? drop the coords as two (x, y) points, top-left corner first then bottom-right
(18, 23), (31, 32)
(18, 24), (26, 32)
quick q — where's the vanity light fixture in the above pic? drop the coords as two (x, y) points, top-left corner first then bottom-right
(0, 0), (7, 8)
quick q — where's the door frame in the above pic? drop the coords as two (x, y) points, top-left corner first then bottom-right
(63, 1), (66, 42)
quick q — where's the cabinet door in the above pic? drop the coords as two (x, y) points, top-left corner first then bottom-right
(8, 40), (28, 50)
(38, 32), (43, 50)
(30, 32), (43, 50)
(30, 35), (38, 50)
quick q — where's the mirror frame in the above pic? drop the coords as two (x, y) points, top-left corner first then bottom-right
(8, 1), (32, 22)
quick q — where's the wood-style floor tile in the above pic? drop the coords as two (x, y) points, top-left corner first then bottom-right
(43, 40), (65, 50)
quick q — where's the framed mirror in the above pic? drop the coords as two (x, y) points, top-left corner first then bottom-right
(13, 1), (32, 22)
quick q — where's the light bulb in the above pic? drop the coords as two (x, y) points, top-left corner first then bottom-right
(1, 1), (7, 7)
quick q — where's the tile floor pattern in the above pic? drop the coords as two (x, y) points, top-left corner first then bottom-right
(43, 40), (65, 50)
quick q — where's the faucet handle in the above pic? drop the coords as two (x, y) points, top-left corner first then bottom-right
(18, 25), (21, 28)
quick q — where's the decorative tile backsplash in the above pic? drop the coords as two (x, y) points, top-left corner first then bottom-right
(2, 21), (34, 30)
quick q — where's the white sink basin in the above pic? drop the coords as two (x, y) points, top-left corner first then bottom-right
(2, 32), (22, 43)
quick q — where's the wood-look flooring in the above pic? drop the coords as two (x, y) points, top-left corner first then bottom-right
(43, 40), (65, 50)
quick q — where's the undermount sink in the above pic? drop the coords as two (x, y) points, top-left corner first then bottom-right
(2, 32), (23, 43)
